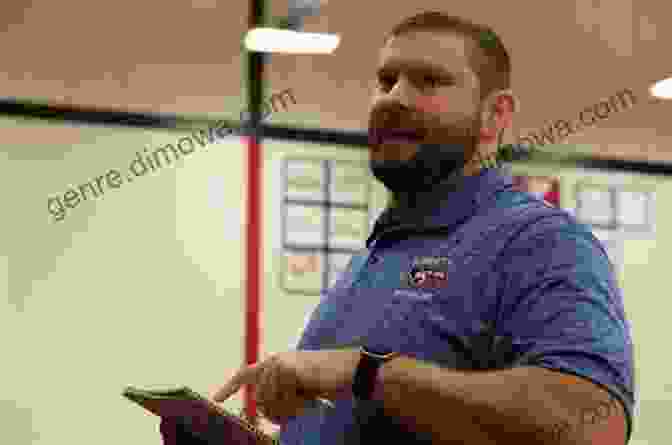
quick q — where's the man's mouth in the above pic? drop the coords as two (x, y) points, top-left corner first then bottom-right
(369, 128), (425, 149)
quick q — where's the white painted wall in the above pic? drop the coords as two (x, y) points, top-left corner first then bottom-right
(1, 131), (666, 444)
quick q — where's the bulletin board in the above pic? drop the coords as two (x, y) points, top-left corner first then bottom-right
(280, 158), (373, 295)
(572, 179), (656, 274)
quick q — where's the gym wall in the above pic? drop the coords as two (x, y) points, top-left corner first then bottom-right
(0, 129), (666, 444)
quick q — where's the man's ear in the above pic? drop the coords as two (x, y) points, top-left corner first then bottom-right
(480, 89), (518, 134)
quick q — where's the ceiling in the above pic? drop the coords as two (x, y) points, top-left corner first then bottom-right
(0, 0), (670, 161)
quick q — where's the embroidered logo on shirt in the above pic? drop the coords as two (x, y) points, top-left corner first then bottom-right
(412, 256), (451, 267)
(400, 256), (451, 288)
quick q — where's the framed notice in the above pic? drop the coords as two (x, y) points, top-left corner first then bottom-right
(285, 204), (325, 247)
(329, 208), (369, 250)
(572, 180), (656, 280)
(576, 184), (613, 226)
(328, 160), (370, 206)
(573, 181), (655, 234)
(282, 251), (324, 295)
(285, 159), (325, 202)
(281, 158), (371, 294)
(616, 189), (653, 231)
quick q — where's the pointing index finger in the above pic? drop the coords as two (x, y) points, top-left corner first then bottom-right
(211, 362), (263, 402)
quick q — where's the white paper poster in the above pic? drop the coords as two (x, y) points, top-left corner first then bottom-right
(282, 158), (371, 294)
(328, 161), (369, 205)
(329, 208), (369, 250)
(285, 204), (325, 247)
(576, 186), (613, 225)
(286, 159), (325, 202)
(283, 252), (323, 294)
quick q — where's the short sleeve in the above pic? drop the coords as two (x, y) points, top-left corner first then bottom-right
(497, 216), (636, 442)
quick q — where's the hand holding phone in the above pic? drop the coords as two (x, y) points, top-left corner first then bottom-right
(123, 386), (278, 445)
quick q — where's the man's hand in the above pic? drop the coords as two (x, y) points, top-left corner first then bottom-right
(210, 349), (360, 425)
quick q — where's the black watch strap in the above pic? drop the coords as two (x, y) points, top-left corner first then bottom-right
(352, 347), (399, 401)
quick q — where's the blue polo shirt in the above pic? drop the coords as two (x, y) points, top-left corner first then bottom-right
(280, 167), (635, 445)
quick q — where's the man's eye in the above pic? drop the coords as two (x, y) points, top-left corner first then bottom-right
(378, 76), (396, 89)
(423, 76), (444, 88)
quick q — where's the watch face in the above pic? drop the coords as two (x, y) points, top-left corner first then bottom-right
(365, 347), (389, 354)
(363, 346), (395, 359)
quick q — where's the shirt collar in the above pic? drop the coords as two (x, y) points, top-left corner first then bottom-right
(366, 167), (514, 248)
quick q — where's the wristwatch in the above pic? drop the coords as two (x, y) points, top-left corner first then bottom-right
(352, 346), (400, 402)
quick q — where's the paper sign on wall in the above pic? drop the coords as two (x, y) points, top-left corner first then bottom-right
(281, 158), (371, 294)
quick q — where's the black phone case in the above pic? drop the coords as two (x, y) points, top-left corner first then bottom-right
(123, 386), (277, 445)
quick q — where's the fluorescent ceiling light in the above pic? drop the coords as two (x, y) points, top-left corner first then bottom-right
(650, 77), (672, 99)
(244, 28), (340, 54)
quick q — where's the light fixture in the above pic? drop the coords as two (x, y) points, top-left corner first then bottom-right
(650, 77), (672, 99)
(244, 28), (340, 54)
(244, 0), (338, 54)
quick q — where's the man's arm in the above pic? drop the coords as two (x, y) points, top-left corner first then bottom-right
(372, 357), (625, 444)
(371, 218), (633, 444)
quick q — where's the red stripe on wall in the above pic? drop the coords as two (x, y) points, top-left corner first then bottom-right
(244, 135), (261, 424)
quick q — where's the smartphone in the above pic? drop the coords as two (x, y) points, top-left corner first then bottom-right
(123, 385), (277, 445)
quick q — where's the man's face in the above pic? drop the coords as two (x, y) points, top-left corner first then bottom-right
(368, 30), (483, 165)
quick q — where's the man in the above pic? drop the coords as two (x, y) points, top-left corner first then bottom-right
(162, 11), (635, 444)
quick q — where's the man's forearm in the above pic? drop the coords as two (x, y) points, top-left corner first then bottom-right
(372, 356), (619, 444)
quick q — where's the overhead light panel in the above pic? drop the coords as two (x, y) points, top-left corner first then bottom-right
(244, 28), (340, 54)
(650, 77), (672, 99)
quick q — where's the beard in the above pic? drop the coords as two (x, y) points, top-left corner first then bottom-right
(368, 109), (481, 194)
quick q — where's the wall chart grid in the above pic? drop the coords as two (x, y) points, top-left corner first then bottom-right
(281, 157), (372, 295)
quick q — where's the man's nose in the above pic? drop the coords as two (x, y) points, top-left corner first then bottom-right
(387, 76), (418, 108)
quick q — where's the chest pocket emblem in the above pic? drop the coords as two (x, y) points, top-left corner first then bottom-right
(407, 268), (447, 288)
(401, 256), (451, 288)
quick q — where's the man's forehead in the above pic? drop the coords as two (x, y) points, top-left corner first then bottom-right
(378, 30), (474, 75)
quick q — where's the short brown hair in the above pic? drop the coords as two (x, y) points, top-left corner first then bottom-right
(385, 11), (511, 101)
